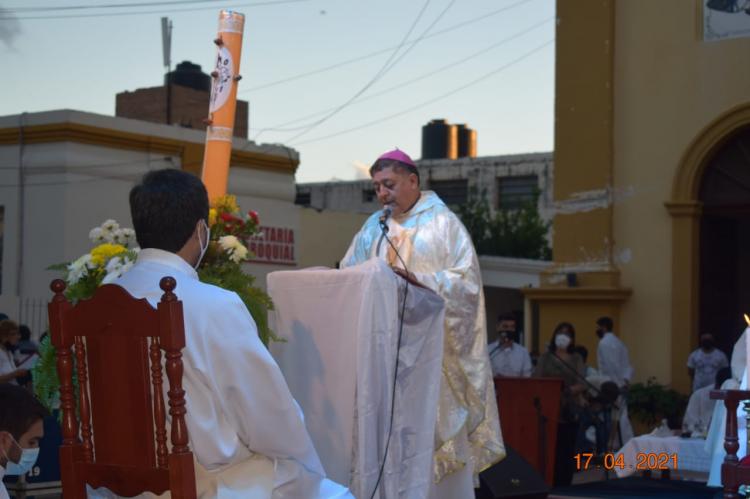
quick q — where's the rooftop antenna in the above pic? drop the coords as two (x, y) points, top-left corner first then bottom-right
(161, 16), (173, 125)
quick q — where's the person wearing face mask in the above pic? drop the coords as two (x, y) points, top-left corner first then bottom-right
(488, 313), (532, 378)
(687, 332), (729, 393)
(93, 169), (352, 499)
(0, 383), (49, 499)
(0, 320), (28, 385)
(533, 322), (586, 486)
(342, 149), (504, 498)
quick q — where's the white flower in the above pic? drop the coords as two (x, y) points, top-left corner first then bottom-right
(218, 235), (240, 251)
(67, 254), (93, 285)
(101, 219), (119, 232)
(89, 227), (106, 244)
(229, 243), (249, 263)
(121, 228), (136, 243)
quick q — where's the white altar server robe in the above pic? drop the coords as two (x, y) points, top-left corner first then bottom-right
(89, 249), (351, 499)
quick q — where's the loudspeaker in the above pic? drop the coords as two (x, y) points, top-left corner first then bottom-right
(475, 445), (549, 499)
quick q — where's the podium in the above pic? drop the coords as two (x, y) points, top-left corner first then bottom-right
(494, 377), (563, 486)
(268, 259), (445, 499)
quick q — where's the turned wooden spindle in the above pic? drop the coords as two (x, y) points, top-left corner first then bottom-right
(74, 336), (94, 463)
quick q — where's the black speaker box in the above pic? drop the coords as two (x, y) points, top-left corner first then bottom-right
(475, 445), (549, 499)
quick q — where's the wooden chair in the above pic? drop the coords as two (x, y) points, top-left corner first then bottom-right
(710, 389), (750, 499)
(48, 277), (196, 499)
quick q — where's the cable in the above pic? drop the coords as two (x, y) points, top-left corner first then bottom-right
(368, 220), (410, 499)
(291, 38), (554, 146)
(251, 17), (552, 138)
(0, 0), (310, 20)
(283, 0), (433, 144)
(241, 0), (538, 93)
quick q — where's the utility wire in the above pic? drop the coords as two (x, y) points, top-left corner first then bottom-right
(0, 0), (310, 20)
(290, 38), (554, 146)
(241, 0), (538, 93)
(254, 0), (461, 140)
(252, 17), (553, 138)
(282, 0), (435, 143)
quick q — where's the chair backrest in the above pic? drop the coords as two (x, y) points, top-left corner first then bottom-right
(48, 276), (196, 499)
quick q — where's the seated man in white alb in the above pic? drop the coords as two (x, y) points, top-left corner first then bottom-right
(91, 169), (351, 498)
(683, 367), (730, 436)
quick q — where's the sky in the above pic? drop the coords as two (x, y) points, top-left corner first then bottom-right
(0, 0), (556, 183)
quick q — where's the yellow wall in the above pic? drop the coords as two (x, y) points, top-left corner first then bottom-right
(535, 0), (750, 393)
(297, 208), (369, 269)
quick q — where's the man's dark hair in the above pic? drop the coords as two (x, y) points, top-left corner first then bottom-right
(369, 159), (420, 183)
(497, 313), (516, 324)
(596, 316), (614, 332)
(129, 169), (209, 252)
(0, 384), (49, 440)
(0, 313), (7, 322)
(19, 325), (31, 342)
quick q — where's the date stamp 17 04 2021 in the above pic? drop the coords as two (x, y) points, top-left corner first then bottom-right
(574, 452), (678, 471)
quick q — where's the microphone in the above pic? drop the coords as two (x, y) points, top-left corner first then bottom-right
(379, 205), (393, 228)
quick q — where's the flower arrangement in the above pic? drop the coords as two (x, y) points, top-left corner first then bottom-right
(199, 195), (277, 345)
(34, 199), (277, 412)
(48, 220), (139, 302)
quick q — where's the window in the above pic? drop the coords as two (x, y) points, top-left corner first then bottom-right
(429, 179), (468, 206)
(294, 191), (311, 206)
(497, 175), (538, 210)
(362, 188), (376, 203)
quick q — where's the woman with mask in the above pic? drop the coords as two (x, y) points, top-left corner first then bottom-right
(0, 383), (48, 499)
(534, 322), (587, 486)
(0, 320), (27, 385)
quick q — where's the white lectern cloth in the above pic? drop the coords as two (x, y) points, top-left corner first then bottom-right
(269, 259), (445, 499)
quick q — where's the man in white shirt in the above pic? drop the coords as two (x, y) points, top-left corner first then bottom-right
(99, 169), (351, 499)
(595, 316), (635, 445)
(0, 384), (48, 499)
(596, 317), (634, 388)
(489, 313), (532, 377)
(687, 333), (729, 392)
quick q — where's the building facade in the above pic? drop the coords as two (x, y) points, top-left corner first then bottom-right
(525, 0), (750, 392)
(0, 110), (299, 334)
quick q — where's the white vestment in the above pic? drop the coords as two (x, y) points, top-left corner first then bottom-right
(88, 249), (351, 499)
(342, 191), (505, 496)
(707, 328), (747, 487)
(683, 385), (717, 435)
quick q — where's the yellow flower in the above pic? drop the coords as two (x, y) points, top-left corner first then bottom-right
(213, 194), (239, 215)
(90, 243), (128, 266)
(208, 208), (218, 227)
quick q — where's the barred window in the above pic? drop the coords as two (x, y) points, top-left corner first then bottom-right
(295, 191), (311, 206)
(429, 179), (468, 206)
(362, 188), (376, 203)
(497, 175), (538, 209)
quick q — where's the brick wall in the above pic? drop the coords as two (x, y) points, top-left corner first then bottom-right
(115, 85), (249, 138)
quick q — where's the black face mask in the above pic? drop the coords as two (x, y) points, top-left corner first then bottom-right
(700, 340), (714, 350)
(596, 329), (604, 339)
